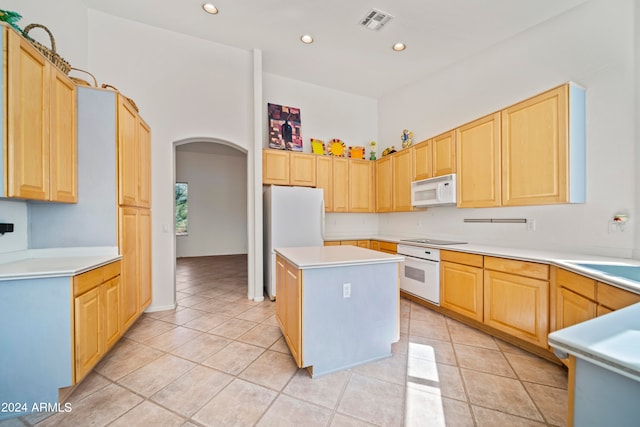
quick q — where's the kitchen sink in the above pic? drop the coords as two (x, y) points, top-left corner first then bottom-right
(576, 263), (640, 284)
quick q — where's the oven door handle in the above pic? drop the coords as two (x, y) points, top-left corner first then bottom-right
(401, 255), (440, 263)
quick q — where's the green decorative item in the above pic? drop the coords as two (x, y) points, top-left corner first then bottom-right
(0, 9), (23, 33)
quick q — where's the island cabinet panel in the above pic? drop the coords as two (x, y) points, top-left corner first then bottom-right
(483, 270), (549, 347)
(440, 260), (484, 322)
(375, 156), (393, 212)
(413, 139), (432, 181)
(349, 159), (374, 212)
(456, 112), (501, 208)
(501, 84), (587, 206)
(275, 255), (302, 367)
(316, 156), (333, 211)
(392, 149), (414, 211)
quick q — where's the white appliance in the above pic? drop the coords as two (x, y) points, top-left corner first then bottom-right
(263, 185), (325, 299)
(411, 173), (456, 207)
(397, 244), (441, 305)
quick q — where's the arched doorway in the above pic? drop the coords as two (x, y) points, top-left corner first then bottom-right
(172, 138), (251, 301)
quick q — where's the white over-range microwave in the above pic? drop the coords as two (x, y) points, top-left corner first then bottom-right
(411, 173), (457, 207)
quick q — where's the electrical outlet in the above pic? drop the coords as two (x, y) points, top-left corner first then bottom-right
(527, 220), (536, 231)
(343, 283), (351, 298)
(608, 221), (618, 233)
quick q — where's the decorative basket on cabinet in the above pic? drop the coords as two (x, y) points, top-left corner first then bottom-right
(22, 23), (71, 74)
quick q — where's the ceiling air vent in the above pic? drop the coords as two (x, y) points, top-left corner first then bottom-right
(360, 8), (394, 31)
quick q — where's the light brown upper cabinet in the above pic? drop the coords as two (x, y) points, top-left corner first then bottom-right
(4, 26), (77, 202)
(392, 148), (414, 211)
(315, 156), (333, 211)
(412, 139), (432, 181)
(118, 95), (151, 208)
(348, 159), (375, 212)
(332, 157), (349, 212)
(432, 130), (456, 177)
(376, 156), (393, 212)
(262, 149), (316, 187)
(456, 113), (501, 208)
(501, 84), (585, 206)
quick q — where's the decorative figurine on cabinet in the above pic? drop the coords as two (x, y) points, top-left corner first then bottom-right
(401, 129), (413, 149)
(382, 146), (397, 157)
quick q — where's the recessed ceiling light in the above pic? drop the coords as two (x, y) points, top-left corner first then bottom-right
(392, 43), (406, 52)
(202, 3), (218, 14)
(300, 34), (314, 44)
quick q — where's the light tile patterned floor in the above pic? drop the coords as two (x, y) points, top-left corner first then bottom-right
(4, 255), (568, 426)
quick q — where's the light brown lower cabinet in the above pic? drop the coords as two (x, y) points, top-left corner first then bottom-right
(275, 255), (302, 367)
(440, 251), (484, 322)
(73, 260), (121, 384)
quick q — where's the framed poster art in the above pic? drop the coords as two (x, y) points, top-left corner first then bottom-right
(268, 103), (302, 151)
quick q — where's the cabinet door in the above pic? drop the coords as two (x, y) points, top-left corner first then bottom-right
(74, 287), (102, 382)
(349, 159), (374, 212)
(456, 113), (501, 208)
(138, 209), (152, 311)
(376, 156), (393, 212)
(118, 96), (139, 206)
(432, 130), (456, 177)
(413, 140), (432, 181)
(103, 276), (121, 350)
(556, 287), (596, 330)
(332, 158), (349, 212)
(502, 85), (568, 206)
(392, 149), (414, 211)
(316, 156), (333, 211)
(6, 29), (50, 200)
(484, 270), (549, 347)
(49, 69), (77, 203)
(262, 149), (290, 185)
(290, 153), (316, 187)
(440, 261), (483, 322)
(137, 118), (152, 208)
(596, 282), (640, 312)
(119, 207), (139, 330)
(285, 263), (302, 367)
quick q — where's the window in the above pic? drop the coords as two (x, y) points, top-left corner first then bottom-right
(175, 182), (188, 235)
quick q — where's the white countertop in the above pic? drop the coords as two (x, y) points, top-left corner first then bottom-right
(0, 247), (121, 281)
(275, 245), (404, 269)
(548, 302), (640, 382)
(326, 234), (640, 294)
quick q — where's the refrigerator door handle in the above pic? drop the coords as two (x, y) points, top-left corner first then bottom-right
(321, 199), (325, 240)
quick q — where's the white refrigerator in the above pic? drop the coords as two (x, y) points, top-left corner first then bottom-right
(263, 185), (324, 299)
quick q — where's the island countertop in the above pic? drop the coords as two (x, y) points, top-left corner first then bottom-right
(548, 302), (640, 383)
(275, 245), (404, 269)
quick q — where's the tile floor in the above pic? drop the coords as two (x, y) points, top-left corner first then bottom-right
(3, 255), (568, 426)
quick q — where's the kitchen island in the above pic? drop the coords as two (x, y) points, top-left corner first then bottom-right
(548, 302), (640, 427)
(274, 245), (403, 377)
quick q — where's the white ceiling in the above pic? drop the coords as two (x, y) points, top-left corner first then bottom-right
(83, 0), (589, 98)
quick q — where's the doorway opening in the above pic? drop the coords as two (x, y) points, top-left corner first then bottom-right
(173, 139), (249, 303)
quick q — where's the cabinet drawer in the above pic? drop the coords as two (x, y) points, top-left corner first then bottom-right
(340, 240), (358, 246)
(378, 241), (397, 253)
(324, 241), (340, 246)
(597, 282), (640, 311)
(556, 268), (596, 300)
(484, 256), (549, 280)
(357, 240), (370, 249)
(74, 260), (122, 296)
(441, 250), (483, 268)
